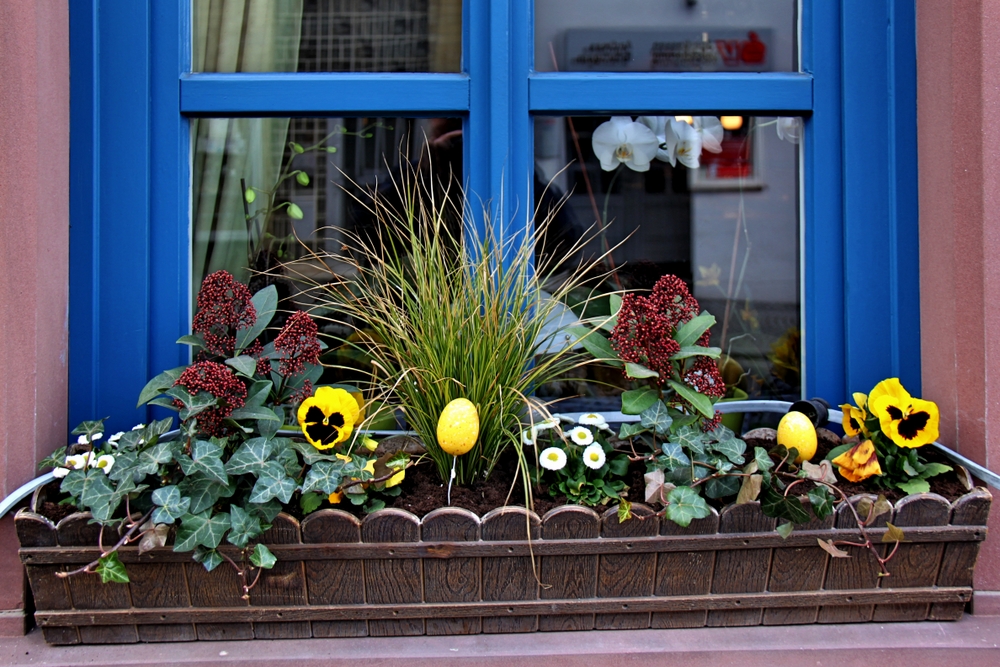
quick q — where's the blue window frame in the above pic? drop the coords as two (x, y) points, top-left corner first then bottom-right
(68, 0), (919, 431)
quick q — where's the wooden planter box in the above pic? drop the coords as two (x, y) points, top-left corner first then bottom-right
(16, 488), (991, 645)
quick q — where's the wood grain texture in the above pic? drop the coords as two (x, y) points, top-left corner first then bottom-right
(873, 494), (951, 622)
(596, 504), (657, 629)
(481, 506), (540, 634)
(251, 514), (310, 639)
(763, 505), (835, 625)
(301, 510), (366, 637)
(652, 508), (719, 629)
(14, 511), (57, 547)
(421, 507), (481, 635)
(539, 505), (600, 631)
(186, 556), (253, 641)
(707, 502), (775, 627)
(56, 513), (110, 547)
(818, 495), (888, 624)
(932, 489), (992, 620)
(25, 565), (79, 645)
(362, 509), (424, 636)
(128, 558), (195, 642)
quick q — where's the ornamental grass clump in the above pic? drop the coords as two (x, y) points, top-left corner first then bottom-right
(290, 164), (605, 487)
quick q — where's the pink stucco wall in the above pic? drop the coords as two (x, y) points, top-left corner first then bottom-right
(0, 1), (70, 636)
(917, 0), (1000, 611)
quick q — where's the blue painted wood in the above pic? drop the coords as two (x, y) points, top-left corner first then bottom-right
(148, 0), (191, 425)
(841, 0), (920, 398)
(889, 0), (921, 395)
(68, 0), (98, 426)
(529, 72), (813, 114)
(70, 1), (153, 432)
(180, 73), (470, 115)
(464, 0), (494, 239)
(802, 0), (845, 403)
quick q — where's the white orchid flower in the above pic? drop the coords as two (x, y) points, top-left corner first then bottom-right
(638, 116), (679, 165)
(694, 117), (724, 154)
(567, 426), (595, 446)
(776, 117), (802, 144)
(582, 443), (607, 470)
(672, 119), (703, 169)
(540, 447), (568, 471)
(592, 116), (660, 172)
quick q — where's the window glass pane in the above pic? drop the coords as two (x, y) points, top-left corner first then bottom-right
(534, 115), (802, 407)
(192, 0), (462, 73)
(535, 0), (797, 73)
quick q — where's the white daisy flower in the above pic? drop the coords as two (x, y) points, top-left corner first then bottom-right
(578, 413), (613, 432)
(65, 453), (90, 470)
(91, 432), (103, 442)
(582, 443), (607, 470)
(92, 454), (115, 475)
(567, 426), (595, 446)
(521, 428), (537, 446)
(108, 431), (125, 445)
(76, 435), (89, 445)
(534, 417), (560, 431)
(551, 413), (576, 424)
(52, 467), (70, 479)
(131, 423), (145, 431)
(540, 447), (567, 471)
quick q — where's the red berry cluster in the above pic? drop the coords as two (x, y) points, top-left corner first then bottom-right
(610, 294), (680, 381)
(273, 311), (321, 377)
(648, 275), (700, 327)
(192, 271), (257, 357)
(684, 356), (726, 398)
(174, 361), (247, 436)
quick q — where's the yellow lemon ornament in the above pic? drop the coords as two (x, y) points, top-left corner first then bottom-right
(437, 398), (479, 456)
(777, 411), (818, 463)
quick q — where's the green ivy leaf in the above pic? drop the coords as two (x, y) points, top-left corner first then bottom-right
(618, 422), (647, 439)
(134, 440), (179, 477)
(617, 499), (632, 522)
(667, 379), (715, 418)
(621, 387), (659, 415)
(760, 486), (810, 524)
(96, 552), (130, 584)
(754, 447), (775, 483)
(227, 505), (263, 548)
(150, 485), (191, 525)
(775, 522), (795, 539)
(664, 486), (712, 527)
(225, 437), (274, 476)
(302, 460), (345, 495)
(235, 285), (278, 353)
(251, 544), (277, 569)
(192, 546), (224, 572)
(659, 442), (691, 471)
(807, 486), (835, 519)
(288, 438), (342, 465)
(671, 424), (708, 457)
(711, 437), (746, 466)
(704, 475), (740, 499)
(249, 461), (297, 504)
(179, 475), (234, 514)
(640, 400), (673, 435)
(174, 511), (231, 552)
(178, 440), (228, 485)
(80, 470), (116, 511)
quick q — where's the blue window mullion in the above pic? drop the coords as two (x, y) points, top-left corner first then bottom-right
(529, 72), (813, 115)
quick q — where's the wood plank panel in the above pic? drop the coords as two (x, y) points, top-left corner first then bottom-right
(932, 489), (991, 620)
(251, 514), (310, 638)
(596, 504), (657, 629)
(481, 506), (540, 634)
(818, 494), (887, 623)
(707, 503), (775, 627)
(763, 508), (835, 625)
(539, 506), (600, 631)
(128, 556), (196, 642)
(362, 509), (424, 636)
(301, 510), (366, 637)
(421, 507), (481, 635)
(186, 554), (253, 641)
(873, 494), (951, 622)
(652, 508), (719, 628)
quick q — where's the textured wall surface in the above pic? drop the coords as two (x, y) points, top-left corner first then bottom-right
(0, 1), (70, 637)
(917, 0), (1000, 608)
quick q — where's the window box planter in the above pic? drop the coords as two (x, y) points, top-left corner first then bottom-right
(16, 486), (990, 645)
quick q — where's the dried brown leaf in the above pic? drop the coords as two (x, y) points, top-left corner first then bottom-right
(737, 474), (762, 504)
(817, 538), (851, 558)
(138, 523), (169, 555)
(872, 495), (892, 521)
(882, 521), (906, 544)
(802, 460), (838, 485)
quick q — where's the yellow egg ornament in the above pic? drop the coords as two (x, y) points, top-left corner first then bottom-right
(437, 398), (480, 456)
(777, 411), (818, 463)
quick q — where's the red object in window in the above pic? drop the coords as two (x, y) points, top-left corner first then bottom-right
(741, 32), (766, 65)
(700, 137), (752, 179)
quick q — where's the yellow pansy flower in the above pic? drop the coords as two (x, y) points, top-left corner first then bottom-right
(297, 386), (360, 449)
(868, 378), (940, 449)
(840, 392), (869, 437)
(832, 440), (883, 482)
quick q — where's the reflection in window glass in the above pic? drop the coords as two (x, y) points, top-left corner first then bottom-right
(535, 0), (797, 73)
(192, 0), (462, 73)
(534, 115), (803, 406)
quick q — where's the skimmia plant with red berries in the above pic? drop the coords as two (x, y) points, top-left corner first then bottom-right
(38, 271), (409, 591)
